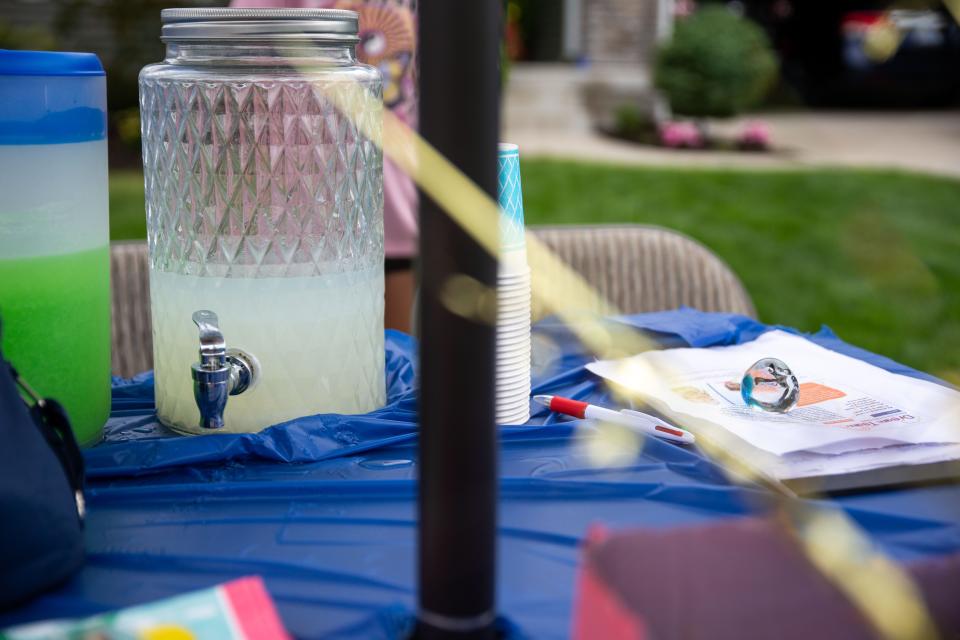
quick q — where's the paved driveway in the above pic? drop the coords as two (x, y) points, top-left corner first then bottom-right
(504, 111), (960, 177)
(503, 66), (960, 177)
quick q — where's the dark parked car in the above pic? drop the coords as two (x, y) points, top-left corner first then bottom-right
(743, 0), (960, 107)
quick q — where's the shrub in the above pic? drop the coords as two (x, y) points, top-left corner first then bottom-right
(613, 103), (647, 140)
(654, 7), (778, 119)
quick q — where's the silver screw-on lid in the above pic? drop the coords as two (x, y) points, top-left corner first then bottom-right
(160, 8), (359, 43)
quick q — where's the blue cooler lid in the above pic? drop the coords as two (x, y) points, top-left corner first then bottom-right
(0, 49), (107, 144)
(0, 49), (105, 77)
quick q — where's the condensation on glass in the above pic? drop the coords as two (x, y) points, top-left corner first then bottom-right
(139, 8), (386, 433)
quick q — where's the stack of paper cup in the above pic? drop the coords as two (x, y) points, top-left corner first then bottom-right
(496, 143), (531, 424)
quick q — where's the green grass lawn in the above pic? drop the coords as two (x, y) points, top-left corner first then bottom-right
(109, 163), (960, 379)
(109, 171), (148, 241)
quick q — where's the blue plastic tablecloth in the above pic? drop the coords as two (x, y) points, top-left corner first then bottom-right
(3, 309), (959, 639)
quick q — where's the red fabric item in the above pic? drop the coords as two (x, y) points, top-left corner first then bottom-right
(574, 517), (960, 640)
(572, 528), (647, 640)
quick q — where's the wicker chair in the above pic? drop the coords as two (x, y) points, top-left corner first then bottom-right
(109, 226), (754, 376)
(530, 225), (755, 319)
(110, 241), (153, 378)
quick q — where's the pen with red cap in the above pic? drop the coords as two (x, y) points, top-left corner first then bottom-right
(533, 394), (695, 445)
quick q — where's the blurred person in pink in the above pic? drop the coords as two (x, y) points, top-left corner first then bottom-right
(232, 0), (418, 332)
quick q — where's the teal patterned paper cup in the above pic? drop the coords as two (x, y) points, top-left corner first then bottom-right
(498, 143), (526, 255)
(496, 143), (531, 423)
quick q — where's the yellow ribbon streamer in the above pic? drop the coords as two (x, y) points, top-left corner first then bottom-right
(312, 71), (939, 640)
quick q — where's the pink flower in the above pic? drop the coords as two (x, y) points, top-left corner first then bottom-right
(738, 121), (771, 149)
(675, 0), (697, 18)
(659, 121), (703, 149)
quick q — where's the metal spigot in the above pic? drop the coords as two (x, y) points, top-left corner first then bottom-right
(191, 310), (259, 430)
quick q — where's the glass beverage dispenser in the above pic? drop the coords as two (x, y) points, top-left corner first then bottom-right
(139, 8), (386, 434)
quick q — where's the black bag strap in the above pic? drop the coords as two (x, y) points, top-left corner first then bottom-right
(10, 365), (86, 503)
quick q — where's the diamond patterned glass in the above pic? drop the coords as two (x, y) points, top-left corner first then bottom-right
(140, 50), (385, 433)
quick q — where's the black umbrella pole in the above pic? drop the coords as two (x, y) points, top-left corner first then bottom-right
(416, 1), (501, 639)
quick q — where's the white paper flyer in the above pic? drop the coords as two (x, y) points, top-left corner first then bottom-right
(586, 331), (960, 458)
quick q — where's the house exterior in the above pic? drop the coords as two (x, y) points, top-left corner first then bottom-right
(507, 0), (674, 133)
